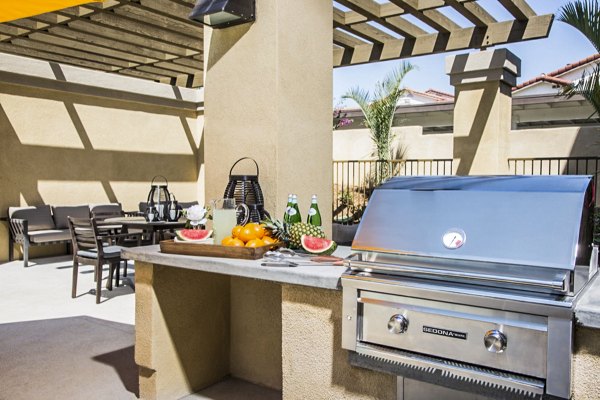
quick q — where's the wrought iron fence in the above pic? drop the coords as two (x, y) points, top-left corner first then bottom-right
(508, 156), (600, 204)
(508, 157), (600, 177)
(333, 159), (454, 224)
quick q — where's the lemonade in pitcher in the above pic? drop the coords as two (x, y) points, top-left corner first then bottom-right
(212, 198), (248, 245)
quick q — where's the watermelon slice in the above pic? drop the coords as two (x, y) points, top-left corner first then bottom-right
(175, 229), (213, 242)
(300, 235), (337, 255)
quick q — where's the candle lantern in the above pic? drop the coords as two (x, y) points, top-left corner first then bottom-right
(147, 176), (171, 221)
(166, 194), (181, 222)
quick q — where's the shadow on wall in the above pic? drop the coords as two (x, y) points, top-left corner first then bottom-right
(0, 68), (204, 261)
(452, 83), (496, 176)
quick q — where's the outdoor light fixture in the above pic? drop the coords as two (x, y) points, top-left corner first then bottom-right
(189, 0), (255, 29)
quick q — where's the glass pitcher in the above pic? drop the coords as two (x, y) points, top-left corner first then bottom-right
(211, 198), (249, 244)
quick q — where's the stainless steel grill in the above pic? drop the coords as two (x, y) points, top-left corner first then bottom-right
(341, 176), (598, 400)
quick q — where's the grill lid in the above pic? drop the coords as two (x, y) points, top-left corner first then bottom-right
(352, 175), (594, 271)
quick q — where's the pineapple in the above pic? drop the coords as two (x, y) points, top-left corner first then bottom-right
(288, 222), (325, 249)
(262, 218), (326, 249)
(261, 217), (288, 243)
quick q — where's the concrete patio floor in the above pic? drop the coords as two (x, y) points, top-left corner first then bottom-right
(0, 255), (281, 400)
(0, 255), (136, 326)
(0, 255), (137, 400)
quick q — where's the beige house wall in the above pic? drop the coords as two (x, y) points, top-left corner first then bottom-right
(0, 54), (204, 262)
(334, 97), (600, 176)
(334, 125), (600, 164)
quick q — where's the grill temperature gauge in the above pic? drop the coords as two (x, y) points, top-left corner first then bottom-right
(388, 314), (409, 334)
(484, 330), (507, 353)
(442, 228), (466, 249)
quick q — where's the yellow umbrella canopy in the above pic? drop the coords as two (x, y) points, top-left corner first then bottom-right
(0, 0), (106, 23)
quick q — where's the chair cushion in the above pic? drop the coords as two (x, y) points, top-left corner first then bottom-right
(9, 206), (55, 231)
(77, 245), (123, 259)
(28, 229), (72, 243)
(52, 205), (90, 229)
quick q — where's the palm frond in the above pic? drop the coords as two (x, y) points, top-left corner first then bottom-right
(561, 63), (600, 117)
(558, 0), (600, 53)
(342, 61), (415, 162)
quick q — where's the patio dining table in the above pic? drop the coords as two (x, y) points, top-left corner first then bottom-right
(101, 216), (186, 245)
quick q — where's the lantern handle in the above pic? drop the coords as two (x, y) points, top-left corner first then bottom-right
(151, 175), (169, 186)
(229, 157), (259, 177)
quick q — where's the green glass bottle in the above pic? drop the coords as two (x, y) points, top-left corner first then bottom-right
(306, 194), (322, 226)
(289, 194), (301, 224)
(283, 194), (292, 223)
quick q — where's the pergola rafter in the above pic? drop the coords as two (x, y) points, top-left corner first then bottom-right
(0, 0), (553, 87)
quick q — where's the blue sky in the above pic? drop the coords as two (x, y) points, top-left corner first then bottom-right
(333, 0), (598, 104)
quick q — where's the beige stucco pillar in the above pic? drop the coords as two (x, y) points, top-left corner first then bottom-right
(203, 0), (333, 235)
(446, 49), (520, 175)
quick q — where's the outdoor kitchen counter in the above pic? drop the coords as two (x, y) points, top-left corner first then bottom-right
(575, 274), (600, 329)
(123, 246), (600, 400)
(121, 244), (351, 290)
(123, 244), (396, 400)
(123, 245), (600, 328)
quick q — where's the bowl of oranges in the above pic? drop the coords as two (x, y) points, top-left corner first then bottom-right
(221, 222), (280, 248)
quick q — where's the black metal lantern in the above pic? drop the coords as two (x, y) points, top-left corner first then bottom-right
(189, 0), (255, 29)
(147, 176), (171, 221)
(166, 194), (181, 222)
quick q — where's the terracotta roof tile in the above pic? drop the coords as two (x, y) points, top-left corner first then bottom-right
(513, 53), (600, 91)
(424, 88), (454, 99)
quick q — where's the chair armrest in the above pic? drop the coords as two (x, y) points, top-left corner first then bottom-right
(8, 218), (29, 243)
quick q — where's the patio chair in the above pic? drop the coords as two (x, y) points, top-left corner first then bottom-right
(68, 217), (125, 304)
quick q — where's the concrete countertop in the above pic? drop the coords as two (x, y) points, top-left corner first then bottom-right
(575, 274), (600, 329)
(122, 245), (351, 290)
(123, 245), (600, 328)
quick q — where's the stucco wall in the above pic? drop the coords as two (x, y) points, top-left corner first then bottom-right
(573, 326), (600, 399)
(282, 285), (396, 399)
(0, 54), (204, 262)
(334, 122), (600, 163)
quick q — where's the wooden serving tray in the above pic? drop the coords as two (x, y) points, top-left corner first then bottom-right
(159, 239), (282, 260)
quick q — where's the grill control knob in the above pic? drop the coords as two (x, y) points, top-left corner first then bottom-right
(387, 314), (408, 334)
(484, 330), (507, 353)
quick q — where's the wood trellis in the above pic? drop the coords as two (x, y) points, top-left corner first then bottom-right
(0, 0), (552, 88)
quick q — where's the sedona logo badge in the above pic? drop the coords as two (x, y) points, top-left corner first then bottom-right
(422, 326), (468, 340)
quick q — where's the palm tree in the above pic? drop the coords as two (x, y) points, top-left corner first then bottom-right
(558, 0), (600, 117)
(343, 62), (415, 161)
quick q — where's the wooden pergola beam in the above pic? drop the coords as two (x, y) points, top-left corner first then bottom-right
(334, 14), (554, 67)
(0, 0), (551, 88)
(498, 0), (536, 21)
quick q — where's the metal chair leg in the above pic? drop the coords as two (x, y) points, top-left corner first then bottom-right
(115, 261), (121, 288)
(23, 241), (29, 268)
(71, 260), (79, 298)
(107, 261), (113, 291)
(8, 237), (14, 262)
(95, 262), (102, 304)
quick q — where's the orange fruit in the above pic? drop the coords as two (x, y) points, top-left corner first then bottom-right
(245, 238), (265, 248)
(221, 236), (234, 246)
(238, 226), (257, 243)
(231, 225), (243, 238)
(251, 224), (266, 239)
(262, 236), (277, 246)
(228, 238), (245, 247)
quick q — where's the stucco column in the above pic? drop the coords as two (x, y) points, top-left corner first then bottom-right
(446, 49), (520, 175)
(203, 0), (333, 235)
